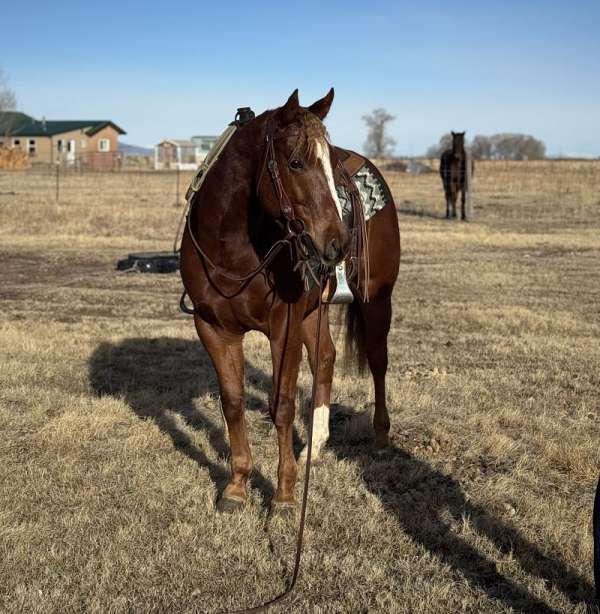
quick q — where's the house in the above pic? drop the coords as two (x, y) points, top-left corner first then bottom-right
(154, 135), (218, 170)
(191, 135), (218, 156)
(0, 111), (126, 169)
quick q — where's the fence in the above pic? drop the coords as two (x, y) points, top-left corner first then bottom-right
(1, 159), (598, 227)
(0, 164), (194, 208)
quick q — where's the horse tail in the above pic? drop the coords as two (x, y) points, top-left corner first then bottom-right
(344, 300), (368, 374)
(594, 476), (600, 599)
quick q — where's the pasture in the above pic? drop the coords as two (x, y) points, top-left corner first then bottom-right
(1, 161), (599, 613)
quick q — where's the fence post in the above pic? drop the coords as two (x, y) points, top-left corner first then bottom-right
(465, 150), (473, 221)
(175, 166), (181, 207)
(55, 164), (60, 202)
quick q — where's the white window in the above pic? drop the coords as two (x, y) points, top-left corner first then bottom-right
(28, 139), (36, 155)
(98, 139), (110, 152)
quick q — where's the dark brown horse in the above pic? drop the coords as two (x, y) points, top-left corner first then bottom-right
(440, 131), (473, 220)
(179, 89), (400, 514)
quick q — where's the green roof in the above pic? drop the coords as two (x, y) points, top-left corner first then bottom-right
(0, 112), (125, 137)
(0, 112), (34, 135)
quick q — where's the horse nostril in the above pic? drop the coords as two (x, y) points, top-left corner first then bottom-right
(325, 238), (341, 263)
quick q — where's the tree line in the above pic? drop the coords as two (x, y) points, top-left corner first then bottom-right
(361, 109), (546, 160)
(426, 132), (546, 160)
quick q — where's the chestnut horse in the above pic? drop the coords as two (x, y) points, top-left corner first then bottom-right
(180, 89), (400, 514)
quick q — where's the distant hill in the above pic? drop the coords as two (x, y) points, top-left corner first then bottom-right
(119, 142), (153, 156)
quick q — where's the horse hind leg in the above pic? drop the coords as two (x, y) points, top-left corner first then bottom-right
(350, 292), (393, 449)
(451, 186), (458, 218)
(194, 316), (251, 512)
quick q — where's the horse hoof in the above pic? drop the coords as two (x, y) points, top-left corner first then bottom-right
(270, 501), (297, 519)
(216, 495), (245, 514)
(298, 452), (324, 467)
(374, 434), (390, 450)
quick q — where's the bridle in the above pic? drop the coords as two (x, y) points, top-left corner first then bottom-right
(181, 117), (332, 307)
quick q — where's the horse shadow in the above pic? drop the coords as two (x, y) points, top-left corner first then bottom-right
(88, 337), (596, 611)
(397, 202), (445, 220)
(327, 406), (597, 613)
(88, 336), (294, 510)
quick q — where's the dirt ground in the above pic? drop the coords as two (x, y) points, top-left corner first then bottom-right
(1, 161), (599, 613)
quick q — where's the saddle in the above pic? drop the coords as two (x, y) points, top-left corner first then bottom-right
(324, 147), (392, 304)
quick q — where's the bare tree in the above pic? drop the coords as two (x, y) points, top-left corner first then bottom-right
(428, 131), (546, 160)
(0, 69), (18, 139)
(426, 133), (453, 158)
(362, 108), (396, 158)
(470, 135), (492, 160)
(0, 69), (16, 113)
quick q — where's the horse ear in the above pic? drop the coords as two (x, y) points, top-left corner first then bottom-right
(308, 88), (334, 120)
(451, 131), (456, 137)
(280, 89), (300, 125)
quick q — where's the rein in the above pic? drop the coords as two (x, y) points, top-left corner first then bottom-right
(183, 117), (332, 612)
(222, 278), (326, 614)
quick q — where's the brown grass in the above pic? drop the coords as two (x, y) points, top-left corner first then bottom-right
(0, 147), (29, 170)
(1, 161), (599, 613)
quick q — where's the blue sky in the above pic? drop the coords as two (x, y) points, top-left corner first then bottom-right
(2, 1), (599, 156)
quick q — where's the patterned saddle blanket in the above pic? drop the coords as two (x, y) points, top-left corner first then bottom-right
(322, 148), (392, 304)
(334, 147), (392, 223)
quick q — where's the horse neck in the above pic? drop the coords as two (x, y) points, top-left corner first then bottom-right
(452, 141), (464, 157)
(193, 115), (270, 269)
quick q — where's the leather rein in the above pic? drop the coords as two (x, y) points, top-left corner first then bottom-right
(182, 119), (339, 613)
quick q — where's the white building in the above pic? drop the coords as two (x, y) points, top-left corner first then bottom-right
(154, 135), (218, 170)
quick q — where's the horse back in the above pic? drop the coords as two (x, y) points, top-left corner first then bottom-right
(333, 146), (400, 292)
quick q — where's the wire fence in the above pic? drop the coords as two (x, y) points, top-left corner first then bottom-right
(0, 164), (195, 208)
(1, 159), (598, 226)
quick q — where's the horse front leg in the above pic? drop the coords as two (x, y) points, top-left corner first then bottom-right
(444, 185), (452, 219)
(300, 305), (335, 463)
(451, 187), (458, 218)
(194, 316), (251, 512)
(269, 302), (304, 511)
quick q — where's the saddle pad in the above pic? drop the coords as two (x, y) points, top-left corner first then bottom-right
(336, 162), (388, 222)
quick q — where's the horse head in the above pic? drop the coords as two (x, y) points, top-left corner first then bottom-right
(451, 131), (466, 151)
(257, 89), (350, 267)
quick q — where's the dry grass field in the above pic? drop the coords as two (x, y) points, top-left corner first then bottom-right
(1, 161), (599, 613)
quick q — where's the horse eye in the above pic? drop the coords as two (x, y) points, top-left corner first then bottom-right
(289, 159), (304, 170)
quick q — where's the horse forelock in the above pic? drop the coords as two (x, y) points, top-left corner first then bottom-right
(271, 109), (342, 217)
(275, 110), (327, 162)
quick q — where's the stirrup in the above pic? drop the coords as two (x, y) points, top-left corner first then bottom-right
(322, 261), (353, 304)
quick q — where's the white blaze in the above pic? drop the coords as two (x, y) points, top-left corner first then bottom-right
(299, 404), (330, 463)
(314, 139), (343, 219)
